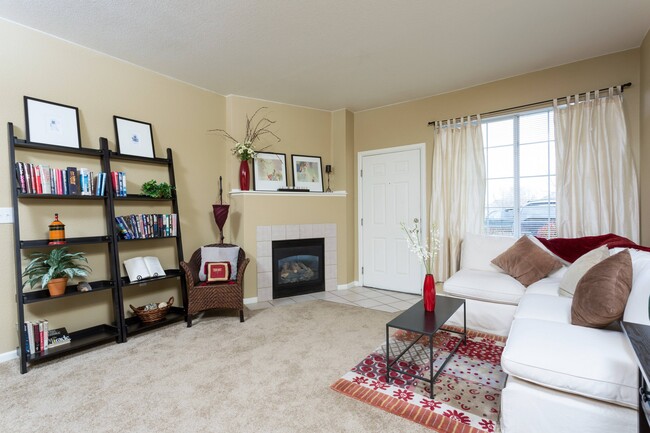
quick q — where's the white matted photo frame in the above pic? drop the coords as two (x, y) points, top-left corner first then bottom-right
(253, 151), (288, 191)
(24, 96), (81, 149)
(291, 154), (324, 192)
(113, 116), (155, 158)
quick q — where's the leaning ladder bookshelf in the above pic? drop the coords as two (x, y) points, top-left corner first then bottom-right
(103, 138), (187, 341)
(8, 122), (122, 374)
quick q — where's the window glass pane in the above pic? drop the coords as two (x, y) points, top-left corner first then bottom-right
(519, 176), (554, 206)
(485, 119), (514, 147)
(487, 146), (513, 178)
(519, 142), (549, 177)
(485, 207), (514, 236)
(519, 111), (550, 144)
(486, 178), (515, 208)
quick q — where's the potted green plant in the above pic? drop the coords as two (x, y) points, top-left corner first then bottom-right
(141, 180), (174, 199)
(22, 247), (92, 297)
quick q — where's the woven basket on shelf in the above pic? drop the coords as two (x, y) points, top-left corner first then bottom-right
(130, 297), (174, 323)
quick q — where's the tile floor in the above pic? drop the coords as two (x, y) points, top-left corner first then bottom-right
(246, 286), (422, 313)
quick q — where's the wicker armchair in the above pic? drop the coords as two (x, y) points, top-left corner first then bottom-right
(180, 243), (250, 326)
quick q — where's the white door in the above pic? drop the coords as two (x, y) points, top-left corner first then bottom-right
(360, 145), (424, 294)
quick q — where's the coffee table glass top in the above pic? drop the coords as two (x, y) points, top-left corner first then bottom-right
(387, 296), (465, 335)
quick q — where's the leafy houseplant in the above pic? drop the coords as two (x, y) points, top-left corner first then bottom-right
(141, 180), (173, 199)
(22, 247), (92, 297)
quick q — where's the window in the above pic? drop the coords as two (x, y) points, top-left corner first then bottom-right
(483, 108), (557, 238)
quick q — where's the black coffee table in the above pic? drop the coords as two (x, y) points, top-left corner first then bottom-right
(385, 296), (466, 398)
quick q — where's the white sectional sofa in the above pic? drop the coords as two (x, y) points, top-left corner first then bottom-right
(441, 233), (647, 433)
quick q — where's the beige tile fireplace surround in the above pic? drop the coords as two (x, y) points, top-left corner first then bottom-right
(256, 224), (337, 302)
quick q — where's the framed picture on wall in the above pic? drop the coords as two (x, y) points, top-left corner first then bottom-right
(24, 96), (81, 149)
(113, 116), (155, 158)
(253, 152), (287, 191)
(291, 154), (324, 192)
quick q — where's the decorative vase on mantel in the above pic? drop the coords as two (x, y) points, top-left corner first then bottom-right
(239, 160), (251, 191)
(423, 274), (436, 312)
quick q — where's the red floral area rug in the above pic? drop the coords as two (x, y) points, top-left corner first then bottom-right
(331, 327), (507, 433)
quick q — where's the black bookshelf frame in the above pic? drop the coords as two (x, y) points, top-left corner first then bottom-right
(8, 123), (123, 373)
(8, 124), (187, 373)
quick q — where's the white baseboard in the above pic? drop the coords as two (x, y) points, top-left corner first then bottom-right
(0, 349), (18, 364)
(337, 281), (360, 290)
(243, 296), (258, 305)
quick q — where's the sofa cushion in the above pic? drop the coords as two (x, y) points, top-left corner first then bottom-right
(491, 236), (563, 287)
(623, 248), (650, 325)
(514, 294), (572, 323)
(526, 276), (562, 296)
(559, 245), (610, 297)
(444, 269), (525, 304)
(571, 249), (632, 328)
(460, 232), (517, 272)
(501, 318), (637, 408)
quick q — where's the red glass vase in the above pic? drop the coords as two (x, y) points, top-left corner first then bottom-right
(239, 160), (250, 191)
(423, 274), (436, 312)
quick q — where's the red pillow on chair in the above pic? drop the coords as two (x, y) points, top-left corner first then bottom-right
(204, 262), (231, 282)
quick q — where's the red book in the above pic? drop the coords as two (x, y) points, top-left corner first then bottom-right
(34, 165), (42, 194)
(57, 169), (64, 195)
(111, 171), (119, 195)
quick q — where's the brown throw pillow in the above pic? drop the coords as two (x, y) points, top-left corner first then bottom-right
(491, 235), (563, 287)
(571, 249), (632, 328)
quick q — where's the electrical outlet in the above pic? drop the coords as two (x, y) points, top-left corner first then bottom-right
(0, 207), (14, 224)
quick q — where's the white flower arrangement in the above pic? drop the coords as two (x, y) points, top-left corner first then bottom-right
(231, 141), (257, 161)
(401, 218), (440, 275)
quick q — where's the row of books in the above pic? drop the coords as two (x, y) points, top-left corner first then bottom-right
(111, 171), (127, 197)
(23, 320), (71, 355)
(115, 213), (178, 240)
(15, 162), (106, 196)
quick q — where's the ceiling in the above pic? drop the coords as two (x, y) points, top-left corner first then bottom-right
(1, 0), (649, 112)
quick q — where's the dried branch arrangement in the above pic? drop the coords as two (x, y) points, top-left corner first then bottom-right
(210, 107), (281, 161)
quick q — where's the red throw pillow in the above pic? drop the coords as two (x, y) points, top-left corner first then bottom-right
(204, 261), (231, 282)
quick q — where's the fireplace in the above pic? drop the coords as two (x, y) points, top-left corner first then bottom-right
(272, 238), (325, 299)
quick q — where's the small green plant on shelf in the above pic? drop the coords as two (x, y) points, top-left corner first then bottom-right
(22, 247), (92, 297)
(141, 180), (173, 199)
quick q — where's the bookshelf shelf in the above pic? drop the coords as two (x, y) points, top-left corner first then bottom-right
(18, 193), (106, 200)
(120, 269), (182, 287)
(20, 236), (111, 249)
(124, 307), (185, 336)
(114, 194), (172, 201)
(23, 280), (115, 304)
(26, 324), (119, 362)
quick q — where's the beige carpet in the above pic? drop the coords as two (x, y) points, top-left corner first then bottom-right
(0, 300), (433, 432)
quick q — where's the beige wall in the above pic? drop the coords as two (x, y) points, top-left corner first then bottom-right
(353, 49), (643, 275)
(641, 29), (650, 245)
(0, 19), (226, 354)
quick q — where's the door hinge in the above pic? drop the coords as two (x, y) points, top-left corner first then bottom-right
(360, 169), (363, 177)
(362, 267), (364, 274)
(361, 218), (363, 226)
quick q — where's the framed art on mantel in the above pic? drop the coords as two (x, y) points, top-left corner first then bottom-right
(114, 116), (155, 158)
(253, 151), (287, 191)
(291, 154), (324, 192)
(24, 96), (81, 149)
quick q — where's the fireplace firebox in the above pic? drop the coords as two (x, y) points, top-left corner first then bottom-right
(272, 238), (325, 299)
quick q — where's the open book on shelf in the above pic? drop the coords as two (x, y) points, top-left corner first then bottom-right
(123, 256), (166, 282)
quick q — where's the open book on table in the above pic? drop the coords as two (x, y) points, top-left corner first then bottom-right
(123, 256), (166, 282)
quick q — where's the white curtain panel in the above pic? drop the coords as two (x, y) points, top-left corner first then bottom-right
(431, 116), (486, 280)
(554, 88), (639, 242)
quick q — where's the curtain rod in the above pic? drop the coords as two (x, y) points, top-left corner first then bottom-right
(427, 82), (632, 126)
